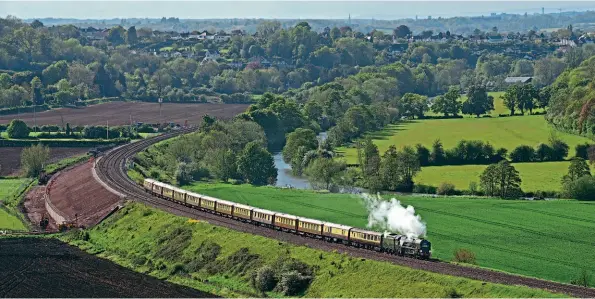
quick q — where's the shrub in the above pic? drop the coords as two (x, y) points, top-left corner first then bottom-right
(575, 143), (592, 160)
(437, 182), (456, 195)
(253, 266), (277, 292)
(535, 143), (553, 161)
(453, 248), (476, 264)
(570, 269), (592, 287)
(412, 184), (437, 194)
(468, 181), (479, 195)
(562, 176), (595, 200)
(549, 139), (569, 161)
(509, 145), (535, 162)
(276, 270), (312, 296)
(175, 162), (194, 186)
(7, 119), (30, 139)
(21, 144), (50, 177)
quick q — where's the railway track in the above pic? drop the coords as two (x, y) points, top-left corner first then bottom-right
(95, 129), (595, 298)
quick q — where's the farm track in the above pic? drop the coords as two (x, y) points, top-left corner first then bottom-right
(95, 129), (595, 298)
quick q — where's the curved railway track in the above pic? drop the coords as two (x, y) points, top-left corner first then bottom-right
(95, 129), (595, 298)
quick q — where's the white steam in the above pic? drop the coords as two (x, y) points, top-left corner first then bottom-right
(361, 193), (427, 238)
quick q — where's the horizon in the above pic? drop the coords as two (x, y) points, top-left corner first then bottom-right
(1, 1), (594, 20)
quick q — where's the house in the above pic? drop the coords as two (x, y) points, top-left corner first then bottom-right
(504, 77), (533, 84)
(202, 49), (220, 63)
(80, 27), (106, 40)
(214, 34), (231, 42)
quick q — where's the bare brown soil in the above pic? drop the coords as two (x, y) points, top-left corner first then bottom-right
(0, 237), (215, 297)
(0, 102), (249, 126)
(49, 162), (121, 228)
(22, 186), (57, 232)
(0, 147), (91, 176)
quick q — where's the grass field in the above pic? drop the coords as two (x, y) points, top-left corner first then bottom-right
(184, 182), (595, 285)
(0, 179), (30, 231)
(414, 161), (591, 192)
(65, 203), (560, 298)
(338, 115), (593, 164)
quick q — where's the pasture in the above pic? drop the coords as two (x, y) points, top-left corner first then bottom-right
(338, 115), (593, 164)
(186, 182), (595, 285)
(415, 161), (586, 192)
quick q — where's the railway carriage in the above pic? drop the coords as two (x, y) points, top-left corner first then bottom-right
(186, 192), (201, 207)
(350, 228), (382, 250)
(252, 208), (275, 226)
(215, 199), (235, 216)
(297, 217), (323, 236)
(161, 184), (175, 200)
(200, 195), (218, 212)
(143, 179), (156, 192)
(172, 187), (187, 204)
(152, 181), (170, 198)
(322, 222), (352, 242)
(274, 213), (298, 231)
(232, 203), (253, 220)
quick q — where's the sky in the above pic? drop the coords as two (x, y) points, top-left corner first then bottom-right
(0, 1), (594, 20)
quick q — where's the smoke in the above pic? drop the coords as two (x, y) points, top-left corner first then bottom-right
(361, 193), (427, 238)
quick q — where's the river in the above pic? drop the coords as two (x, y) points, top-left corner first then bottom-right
(272, 132), (327, 190)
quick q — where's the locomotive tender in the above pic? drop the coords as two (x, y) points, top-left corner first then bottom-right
(142, 178), (431, 259)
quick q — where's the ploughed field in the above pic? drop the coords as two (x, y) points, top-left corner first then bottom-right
(185, 182), (595, 285)
(0, 147), (91, 176)
(0, 237), (215, 297)
(0, 102), (249, 126)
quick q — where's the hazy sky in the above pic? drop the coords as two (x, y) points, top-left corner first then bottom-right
(1, 1), (594, 20)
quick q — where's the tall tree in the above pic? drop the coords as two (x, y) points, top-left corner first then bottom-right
(462, 84), (493, 117)
(126, 26), (138, 44)
(562, 157), (591, 184)
(393, 25), (412, 38)
(432, 86), (461, 116)
(430, 139), (446, 165)
(237, 141), (277, 186)
(502, 85), (520, 116)
(21, 144), (50, 177)
(304, 157), (346, 190)
(282, 128), (318, 165)
(480, 160), (522, 198)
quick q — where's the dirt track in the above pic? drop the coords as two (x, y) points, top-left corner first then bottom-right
(0, 237), (215, 297)
(0, 147), (91, 176)
(48, 162), (121, 228)
(0, 102), (249, 126)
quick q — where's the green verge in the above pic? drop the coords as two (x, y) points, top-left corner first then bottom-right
(0, 178), (33, 231)
(184, 182), (595, 286)
(337, 115), (593, 167)
(62, 203), (561, 298)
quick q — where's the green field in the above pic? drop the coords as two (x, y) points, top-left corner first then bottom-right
(0, 178), (30, 230)
(184, 182), (595, 285)
(65, 203), (560, 298)
(338, 115), (593, 164)
(415, 161), (589, 192)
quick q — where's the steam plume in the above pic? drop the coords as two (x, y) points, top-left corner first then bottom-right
(361, 193), (426, 238)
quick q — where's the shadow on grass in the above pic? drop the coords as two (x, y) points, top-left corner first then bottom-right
(365, 122), (415, 141)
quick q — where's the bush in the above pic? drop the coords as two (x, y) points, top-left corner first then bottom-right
(412, 184), (437, 194)
(7, 119), (30, 139)
(276, 270), (312, 296)
(509, 145), (535, 162)
(437, 182), (456, 195)
(562, 176), (595, 200)
(453, 248), (476, 264)
(137, 124), (155, 133)
(535, 143), (553, 161)
(575, 143), (592, 160)
(253, 266), (277, 292)
(21, 144), (50, 177)
(468, 181), (479, 195)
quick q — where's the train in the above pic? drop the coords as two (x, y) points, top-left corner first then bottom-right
(142, 178), (432, 259)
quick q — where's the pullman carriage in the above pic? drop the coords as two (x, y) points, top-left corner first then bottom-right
(322, 222), (352, 242)
(297, 217), (323, 236)
(252, 208), (274, 225)
(143, 179), (156, 192)
(172, 187), (187, 204)
(215, 199), (234, 216)
(232, 203), (253, 220)
(200, 195), (217, 211)
(185, 192), (201, 207)
(157, 182), (174, 199)
(274, 213), (298, 231)
(350, 228), (382, 249)
(151, 181), (166, 197)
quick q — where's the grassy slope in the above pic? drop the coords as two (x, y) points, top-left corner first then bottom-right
(185, 182), (595, 285)
(415, 161), (593, 192)
(64, 203), (560, 298)
(0, 178), (30, 230)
